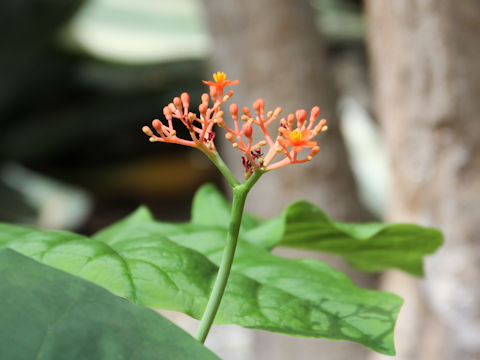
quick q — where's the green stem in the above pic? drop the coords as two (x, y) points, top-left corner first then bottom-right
(206, 151), (240, 188)
(195, 170), (262, 343)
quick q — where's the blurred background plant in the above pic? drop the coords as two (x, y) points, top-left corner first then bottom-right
(0, 0), (216, 230)
(1, 0), (479, 359)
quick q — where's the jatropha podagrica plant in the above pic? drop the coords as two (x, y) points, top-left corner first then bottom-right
(142, 71), (328, 343)
(0, 72), (443, 359)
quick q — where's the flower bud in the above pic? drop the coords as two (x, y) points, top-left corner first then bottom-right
(242, 122), (253, 138)
(163, 106), (172, 120)
(287, 114), (295, 126)
(296, 109), (307, 125)
(273, 107), (282, 118)
(173, 97), (182, 110)
(224, 90), (234, 101)
(142, 126), (153, 136)
(180, 92), (190, 108)
(310, 106), (321, 119)
(230, 103), (238, 116)
(242, 107), (252, 117)
(199, 104), (208, 115)
(152, 119), (163, 132)
(210, 86), (218, 99)
(253, 98), (264, 113)
(310, 146), (320, 157)
(201, 93), (209, 104)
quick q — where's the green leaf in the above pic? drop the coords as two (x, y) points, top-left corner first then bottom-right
(0, 248), (219, 360)
(196, 184), (442, 276)
(0, 213), (401, 355)
(244, 201), (443, 276)
(98, 210), (403, 355)
(282, 202), (443, 276)
(169, 224), (403, 355)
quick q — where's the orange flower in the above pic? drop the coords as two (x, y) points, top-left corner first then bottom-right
(278, 128), (317, 153)
(202, 71), (239, 93)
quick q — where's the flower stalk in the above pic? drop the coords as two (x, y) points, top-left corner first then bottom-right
(194, 168), (262, 343)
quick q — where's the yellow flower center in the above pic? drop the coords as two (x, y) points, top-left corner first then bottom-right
(289, 129), (303, 143)
(213, 71), (227, 82)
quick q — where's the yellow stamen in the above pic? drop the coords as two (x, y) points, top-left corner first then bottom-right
(213, 71), (227, 82)
(289, 129), (303, 142)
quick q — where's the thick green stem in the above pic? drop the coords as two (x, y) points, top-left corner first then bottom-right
(195, 170), (262, 343)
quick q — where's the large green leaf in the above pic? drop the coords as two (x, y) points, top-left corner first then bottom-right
(189, 184), (442, 276)
(0, 214), (401, 355)
(97, 210), (403, 355)
(0, 248), (218, 360)
(243, 201), (443, 276)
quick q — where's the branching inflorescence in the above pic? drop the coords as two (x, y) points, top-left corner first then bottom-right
(142, 71), (328, 178)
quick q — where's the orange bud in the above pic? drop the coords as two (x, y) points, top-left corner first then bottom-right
(273, 107), (282, 118)
(201, 93), (209, 104)
(230, 103), (238, 116)
(152, 119), (163, 132)
(168, 103), (176, 113)
(253, 98), (264, 112)
(210, 86), (218, 99)
(242, 107), (252, 117)
(173, 97), (182, 109)
(242, 122), (253, 138)
(163, 106), (172, 120)
(310, 146), (320, 157)
(142, 126), (153, 136)
(287, 114), (295, 125)
(310, 106), (321, 120)
(224, 90), (234, 100)
(296, 109), (307, 124)
(199, 103), (208, 114)
(180, 92), (190, 107)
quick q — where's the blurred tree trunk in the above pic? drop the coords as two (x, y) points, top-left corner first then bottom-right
(199, 0), (374, 359)
(201, 0), (369, 222)
(366, 1), (480, 359)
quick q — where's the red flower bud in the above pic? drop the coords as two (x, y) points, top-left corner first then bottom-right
(310, 106), (321, 119)
(242, 122), (253, 138)
(296, 109), (307, 124)
(180, 92), (190, 108)
(230, 103), (238, 116)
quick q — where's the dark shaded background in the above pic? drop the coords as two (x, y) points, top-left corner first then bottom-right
(0, 0), (366, 233)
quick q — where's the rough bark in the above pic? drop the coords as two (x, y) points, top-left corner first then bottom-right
(366, 1), (480, 359)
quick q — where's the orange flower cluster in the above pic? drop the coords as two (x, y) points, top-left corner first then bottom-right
(142, 72), (236, 154)
(142, 72), (327, 176)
